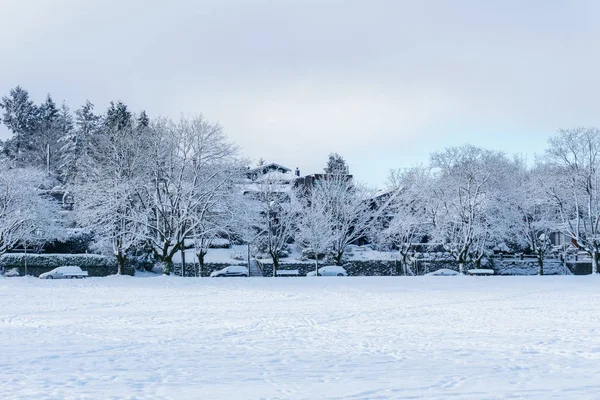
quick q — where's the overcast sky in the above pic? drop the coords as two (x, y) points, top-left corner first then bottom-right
(1, 0), (599, 186)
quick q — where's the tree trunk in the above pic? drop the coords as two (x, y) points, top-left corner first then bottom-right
(160, 258), (174, 275)
(537, 249), (544, 276)
(335, 251), (344, 266)
(180, 247), (186, 277)
(197, 251), (205, 277)
(458, 260), (465, 275)
(593, 250), (600, 274)
(457, 250), (467, 275)
(247, 244), (251, 277)
(314, 256), (319, 277)
(116, 253), (125, 275)
(272, 256), (279, 277)
(401, 253), (409, 276)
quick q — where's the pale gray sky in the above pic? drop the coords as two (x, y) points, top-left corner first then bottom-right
(1, 0), (599, 186)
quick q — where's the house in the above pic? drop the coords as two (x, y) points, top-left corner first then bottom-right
(293, 173), (353, 195)
(246, 163), (293, 181)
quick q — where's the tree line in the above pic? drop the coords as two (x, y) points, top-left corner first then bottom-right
(1, 86), (599, 275)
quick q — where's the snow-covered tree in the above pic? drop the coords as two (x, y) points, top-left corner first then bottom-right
(430, 145), (518, 274)
(0, 167), (59, 258)
(137, 110), (150, 129)
(73, 124), (147, 275)
(249, 171), (298, 276)
(59, 100), (100, 184)
(135, 116), (240, 275)
(0, 86), (39, 167)
(312, 173), (375, 265)
(543, 127), (600, 274)
(35, 94), (62, 173)
(55, 102), (74, 176)
(190, 176), (243, 276)
(105, 101), (132, 132)
(376, 167), (432, 274)
(324, 152), (349, 175)
(0, 88), (70, 173)
(508, 162), (557, 275)
(296, 186), (335, 276)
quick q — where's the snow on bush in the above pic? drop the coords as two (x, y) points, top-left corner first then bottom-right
(4, 268), (20, 277)
(0, 253), (116, 270)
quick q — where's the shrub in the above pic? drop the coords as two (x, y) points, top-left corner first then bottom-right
(0, 253), (126, 276)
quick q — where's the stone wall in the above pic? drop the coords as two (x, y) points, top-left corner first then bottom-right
(495, 259), (567, 275)
(257, 260), (406, 277)
(257, 258), (576, 276)
(566, 261), (593, 275)
(171, 262), (247, 277)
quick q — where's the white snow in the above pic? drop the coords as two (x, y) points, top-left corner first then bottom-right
(2, 276), (600, 399)
(172, 244), (249, 265)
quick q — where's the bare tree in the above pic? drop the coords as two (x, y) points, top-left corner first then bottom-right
(135, 116), (239, 275)
(249, 171), (298, 276)
(430, 145), (517, 274)
(376, 167), (432, 274)
(296, 186), (335, 276)
(508, 162), (557, 275)
(543, 127), (600, 274)
(0, 167), (59, 259)
(313, 174), (376, 266)
(73, 125), (147, 274)
(191, 182), (241, 276)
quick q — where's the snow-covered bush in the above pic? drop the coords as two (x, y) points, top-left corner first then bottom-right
(4, 268), (20, 277)
(210, 238), (231, 249)
(0, 253), (116, 270)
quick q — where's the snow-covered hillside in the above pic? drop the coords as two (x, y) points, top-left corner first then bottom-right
(2, 276), (600, 399)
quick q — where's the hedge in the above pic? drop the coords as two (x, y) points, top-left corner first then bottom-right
(0, 253), (130, 277)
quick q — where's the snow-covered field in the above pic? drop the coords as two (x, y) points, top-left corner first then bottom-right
(2, 276), (600, 400)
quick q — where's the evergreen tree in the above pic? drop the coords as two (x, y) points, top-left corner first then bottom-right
(36, 94), (61, 173)
(0, 86), (39, 166)
(56, 103), (75, 181)
(60, 100), (99, 184)
(57, 102), (74, 134)
(105, 101), (132, 132)
(137, 110), (149, 129)
(324, 153), (349, 175)
(38, 94), (59, 125)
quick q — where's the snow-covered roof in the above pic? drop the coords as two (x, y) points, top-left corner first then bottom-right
(247, 163), (291, 175)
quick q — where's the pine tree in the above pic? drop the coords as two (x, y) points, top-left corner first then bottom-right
(105, 101), (132, 132)
(38, 94), (59, 124)
(36, 94), (61, 173)
(60, 100), (99, 184)
(0, 86), (39, 166)
(324, 153), (349, 175)
(137, 110), (149, 129)
(57, 102), (74, 134)
(57, 103), (75, 181)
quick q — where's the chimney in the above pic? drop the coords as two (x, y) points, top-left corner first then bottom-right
(295, 167), (300, 177)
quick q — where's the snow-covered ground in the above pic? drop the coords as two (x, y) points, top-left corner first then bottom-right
(2, 276), (600, 399)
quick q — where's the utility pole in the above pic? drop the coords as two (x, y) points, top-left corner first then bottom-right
(247, 243), (251, 276)
(46, 144), (50, 175)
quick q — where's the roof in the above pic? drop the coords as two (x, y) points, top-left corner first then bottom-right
(247, 163), (291, 174)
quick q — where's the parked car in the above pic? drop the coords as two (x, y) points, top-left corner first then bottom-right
(467, 269), (495, 276)
(210, 266), (249, 277)
(306, 266), (348, 277)
(39, 266), (89, 279)
(425, 268), (459, 276)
